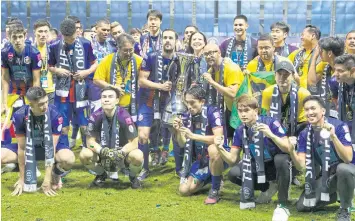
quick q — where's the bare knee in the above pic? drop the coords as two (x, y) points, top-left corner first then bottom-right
(79, 148), (94, 164)
(1, 149), (17, 164)
(208, 144), (221, 161)
(128, 149), (144, 165)
(179, 184), (192, 196)
(56, 150), (75, 168)
(138, 129), (150, 144)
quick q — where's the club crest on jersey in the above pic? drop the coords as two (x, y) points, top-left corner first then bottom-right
(125, 117), (133, 125)
(24, 56), (31, 64)
(138, 114), (144, 121)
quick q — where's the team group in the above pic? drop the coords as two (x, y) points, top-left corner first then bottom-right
(1, 9), (355, 221)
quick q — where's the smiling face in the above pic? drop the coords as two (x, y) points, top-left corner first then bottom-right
(233, 18), (248, 38)
(190, 32), (206, 54)
(304, 100), (325, 125)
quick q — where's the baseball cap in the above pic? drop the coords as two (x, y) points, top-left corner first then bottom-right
(275, 60), (295, 74)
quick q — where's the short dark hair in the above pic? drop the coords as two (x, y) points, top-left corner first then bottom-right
(184, 25), (199, 33)
(270, 21), (290, 34)
(60, 19), (76, 37)
(187, 31), (207, 54)
(185, 85), (206, 100)
(334, 54), (355, 71)
(346, 30), (355, 39)
(116, 33), (135, 48)
(162, 28), (178, 40)
(8, 23), (26, 37)
(66, 15), (81, 24)
(129, 28), (142, 36)
(233, 15), (248, 23)
(6, 17), (22, 26)
(101, 86), (120, 98)
(319, 37), (344, 57)
(96, 18), (110, 27)
(303, 95), (325, 108)
(50, 28), (59, 36)
(146, 9), (163, 21)
(26, 87), (47, 102)
(33, 19), (51, 30)
(257, 33), (273, 46)
(305, 25), (321, 40)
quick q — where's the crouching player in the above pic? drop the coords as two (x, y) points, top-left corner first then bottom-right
(80, 86), (143, 189)
(172, 85), (228, 205)
(11, 87), (75, 196)
(216, 94), (292, 221)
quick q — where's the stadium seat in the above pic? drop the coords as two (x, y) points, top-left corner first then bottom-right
(217, 1), (238, 36)
(151, 0), (170, 30)
(110, 1), (129, 31)
(29, 1), (47, 32)
(196, 0), (214, 36)
(69, 1), (87, 28)
(88, 1), (107, 28)
(263, 1), (283, 33)
(335, 1), (355, 34)
(49, 1), (67, 30)
(287, 1), (307, 34)
(131, 1), (149, 30)
(173, 0), (192, 35)
(1, 1), (7, 31)
(311, 1), (331, 36)
(10, 1), (27, 27)
(241, 1), (260, 34)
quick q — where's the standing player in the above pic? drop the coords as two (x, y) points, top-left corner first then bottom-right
(80, 86), (143, 188)
(139, 10), (163, 56)
(270, 21), (298, 57)
(33, 19), (56, 104)
(48, 19), (98, 149)
(219, 15), (257, 70)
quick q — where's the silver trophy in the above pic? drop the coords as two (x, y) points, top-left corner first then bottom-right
(162, 53), (194, 127)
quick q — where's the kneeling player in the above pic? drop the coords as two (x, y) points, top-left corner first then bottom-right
(80, 86), (143, 189)
(217, 94), (292, 221)
(288, 96), (354, 221)
(11, 87), (75, 196)
(172, 86), (227, 205)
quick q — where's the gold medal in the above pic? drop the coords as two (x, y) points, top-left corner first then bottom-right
(347, 111), (353, 120)
(320, 128), (330, 139)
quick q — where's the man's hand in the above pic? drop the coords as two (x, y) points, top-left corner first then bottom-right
(202, 73), (213, 84)
(179, 127), (194, 139)
(160, 81), (172, 91)
(173, 116), (183, 131)
(313, 45), (321, 59)
(114, 85), (125, 97)
(256, 123), (274, 138)
(11, 180), (24, 196)
(41, 181), (57, 196)
(288, 136), (297, 153)
(73, 70), (88, 81)
(56, 68), (72, 77)
(214, 135), (224, 149)
(323, 122), (336, 139)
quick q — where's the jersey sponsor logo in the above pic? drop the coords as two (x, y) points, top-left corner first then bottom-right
(87, 122), (94, 131)
(128, 125), (134, 133)
(36, 53), (41, 61)
(213, 112), (220, 118)
(57, 124), (62, 133)
(215, 118), (221, 126)
(37, 60), (42, 67)
(343, 125), (349, 133)
(273, 120), (281, 127)
(24, 56), (31, 64)
(8, 52), (14, 62)
(345, 133), (351, 142)
(138, 114), (144, 122)
(125, 117), (133, 125)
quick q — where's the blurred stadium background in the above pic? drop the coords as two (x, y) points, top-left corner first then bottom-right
(1, 0), (355, 45)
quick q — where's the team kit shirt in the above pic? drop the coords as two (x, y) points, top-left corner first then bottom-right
(36, 43), (55, 94)
(1, 44), (42, 96)
(139, 52), (172, 110)
(12, 105), (67, 149)
(91, 38), (116, 64)
(219, 36), (257, 66)
(94, 53), (143, 107)
(207, 61), (242, 111)
(297, 118), (355, 165)
(232, 116), (286, 161)
(86, 107), (138, 147)
(288, 49), (327, 89)
(48, 38), (96, 103)
(139, 33), (162, 56)
(261, 85), (311, 123)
